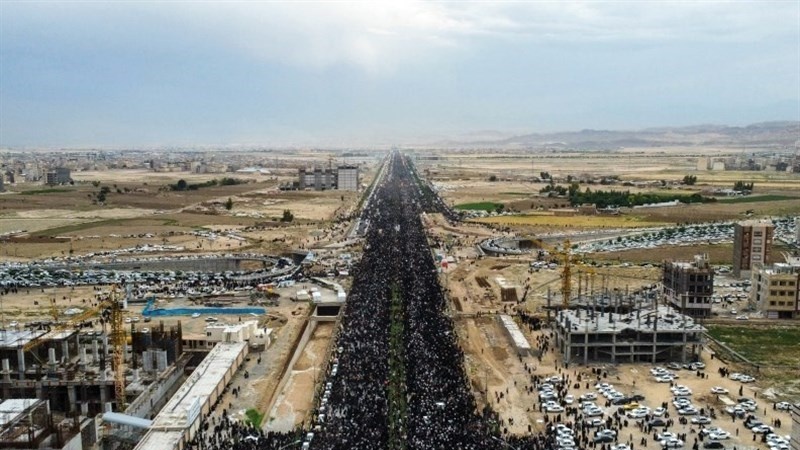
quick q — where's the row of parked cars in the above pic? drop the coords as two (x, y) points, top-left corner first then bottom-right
(575, 216), (796, 255)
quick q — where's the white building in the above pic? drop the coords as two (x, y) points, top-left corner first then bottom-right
(336, 165), (359, 191)
(183, 320), (272, 350)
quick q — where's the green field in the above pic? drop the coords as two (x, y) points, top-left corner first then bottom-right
(717, 195), (796, 204)
(454, 201), (504, 212)
(706, 325), (800, 366)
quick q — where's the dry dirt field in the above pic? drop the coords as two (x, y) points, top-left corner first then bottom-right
(0, 165), (376, 261)
(422, 151), (800, 232)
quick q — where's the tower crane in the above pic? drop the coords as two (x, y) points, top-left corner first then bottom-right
(22, 285), (127, 410)
(108, 286), (127, 410)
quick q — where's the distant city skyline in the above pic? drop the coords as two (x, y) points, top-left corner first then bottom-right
(1, 1), (798, 148)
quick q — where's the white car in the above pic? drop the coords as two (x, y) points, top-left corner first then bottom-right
(596, 429), (617, 439)
(752, 425), (775, 434)
(656, 376), (675, 383)
(584, 418), (604, 427)
(657, 432), (679, 441)
(738, 402), (757, 412)
(627, 409), (648, 419)
(580, 392), (598, 401)
(653, 407), (667, 417)
(557, 438), (576, 447)
(739, 375), (755, 383)
(585, 407), (604, 417)
(564, 395), (575, 405)
(691, 416), (712, 425)
(700, 427), (724, 437)
(678, 407), (699, 415)
(673, 399), (692, 408)
(546, 404), (565, 413)
(776, 402), (792, 410)
(736, 315), (749, 320)
(708, 431), (730, 440)
(660, 438), (684, 449)
(710, 386), (728, 394)
(613, 445), (631, 450)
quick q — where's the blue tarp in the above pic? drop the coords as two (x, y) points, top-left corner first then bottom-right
(141, 298), (265, 317)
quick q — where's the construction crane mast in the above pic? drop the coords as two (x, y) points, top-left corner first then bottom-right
(109, 286), (127, 410)
(560, 239), (572, 308)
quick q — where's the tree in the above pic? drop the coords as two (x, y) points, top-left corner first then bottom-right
(733, 181), (754, 193)
(488, 175), (498, 182)
(91, 181), (101, 187)
(224, 197), (233, 210)
(682, 175), (697, 185)
(281, 209), (294, 222)
(540, 171), (551, 180)
(176, 179), (188, 191)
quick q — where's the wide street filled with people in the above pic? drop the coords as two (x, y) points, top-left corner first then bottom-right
(192, 152), (793, 450)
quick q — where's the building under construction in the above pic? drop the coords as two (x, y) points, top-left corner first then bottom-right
(554, 305), (705, 365)
(0, 322), (187, 450)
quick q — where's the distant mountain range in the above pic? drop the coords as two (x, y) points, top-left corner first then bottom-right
(428, 121), (800, 150)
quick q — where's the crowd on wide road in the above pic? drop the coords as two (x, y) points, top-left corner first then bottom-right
(225, 152), (535, 449)
(194, 152), (794, 450)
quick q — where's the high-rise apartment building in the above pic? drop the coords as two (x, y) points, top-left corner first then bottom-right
(733, 220), (774, 278)
(662, 254), (714, 317)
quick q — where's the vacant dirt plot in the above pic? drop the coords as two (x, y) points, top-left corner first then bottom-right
(266, 322), (334, 432)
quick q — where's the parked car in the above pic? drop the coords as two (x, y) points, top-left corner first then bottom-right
(660, 438), (685, 449)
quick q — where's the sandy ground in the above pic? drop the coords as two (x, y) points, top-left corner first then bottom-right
(203, 302), (311, 425)
(436, 209), (794, 449)
(265, 322), (334, 432)
(457, 313), (793, 448)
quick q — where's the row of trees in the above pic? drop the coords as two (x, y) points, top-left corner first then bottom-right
(540, 183), (708, 208)
(170, 177), (246, 191)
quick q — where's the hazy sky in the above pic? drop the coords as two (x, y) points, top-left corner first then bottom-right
(1, 1), (798, 147)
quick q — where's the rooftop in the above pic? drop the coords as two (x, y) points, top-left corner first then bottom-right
(0, 330), (46, 349)
(738, 219), (774, 227)
(557, 305), (705, 334)
(151, 342), (246, 430)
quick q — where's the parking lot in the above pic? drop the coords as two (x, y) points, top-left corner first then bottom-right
(531, 342), (792, 450)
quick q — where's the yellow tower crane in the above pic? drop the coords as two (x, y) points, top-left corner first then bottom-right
(108, 286), (127, 410)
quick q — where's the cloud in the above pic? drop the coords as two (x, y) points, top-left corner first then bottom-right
(4, 1), (797, 74)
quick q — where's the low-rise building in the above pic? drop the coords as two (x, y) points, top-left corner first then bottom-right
(662, 254), (714, 317)
(298, 165), (359, 191)
(44, 167), (71, 185)
(751, 261), (800, 319)
(336, 165), (359, 191)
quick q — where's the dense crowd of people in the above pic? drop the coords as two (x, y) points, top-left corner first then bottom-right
(256, 152), (535, 449)
(186, 152), (788, 450)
